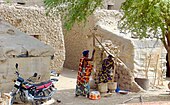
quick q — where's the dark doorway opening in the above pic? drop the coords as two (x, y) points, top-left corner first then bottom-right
(107, 5), (114, 10)
(166, 54), (170, 77)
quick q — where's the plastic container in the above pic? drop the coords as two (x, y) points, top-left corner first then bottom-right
(89, 91), (101, 100)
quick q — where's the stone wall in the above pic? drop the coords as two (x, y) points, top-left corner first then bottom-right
(0, 4), (65, 71)
(102, 0), (115, 9)
(63, 16), (96, 70)
(93, 10), (166, 90)
(115, 62), (142, 92)
(102, 0), (126, 10)
(63, 26), (87, 70)
(1, 0), (125, 9)
(0, 0), (44, 6)
(0, 1), (126, 71)
(90, 10), (135, 70)
(64, 9), (128, 70)
(114, 0), (125, 10)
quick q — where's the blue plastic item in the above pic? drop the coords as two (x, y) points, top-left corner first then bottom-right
(115, 85), (120, 93)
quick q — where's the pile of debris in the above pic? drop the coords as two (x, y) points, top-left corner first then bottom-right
(0, 93), (11, 105)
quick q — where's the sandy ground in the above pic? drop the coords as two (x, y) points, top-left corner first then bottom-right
(53, 68), (170, 105)
(13, 68), (170, 105)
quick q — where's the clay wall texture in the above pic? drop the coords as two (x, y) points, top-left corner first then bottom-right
(0, 4), (65, 71)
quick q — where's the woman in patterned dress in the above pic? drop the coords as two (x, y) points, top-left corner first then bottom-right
(75, 49), (95, 97)
(98, 55), (114, 83)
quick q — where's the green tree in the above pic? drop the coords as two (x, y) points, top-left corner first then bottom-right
(119, 0), (170, 76)
(44, 0), (102, 30)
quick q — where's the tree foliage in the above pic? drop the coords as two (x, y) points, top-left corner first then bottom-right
(120, 0), (170, 76)
(119, 0), (170, 50)
(44, 0), (102, 30)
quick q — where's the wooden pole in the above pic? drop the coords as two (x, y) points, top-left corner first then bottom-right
(112, 50), (118, 82)
(153, 54), (159, 86)
(94, 35), (128, 68)
(92, 33), (97, 80)
(93, 35), (119, 83)
(93, 34), (95, 49)
(145, 55), (151, 79)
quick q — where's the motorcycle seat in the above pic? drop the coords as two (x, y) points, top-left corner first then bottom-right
(24, 80), (52, 90)
(33, 80), (52, 87)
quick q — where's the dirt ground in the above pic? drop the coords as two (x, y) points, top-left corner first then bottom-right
(52, 68), (170, 105)
(13, 68), (170, 105)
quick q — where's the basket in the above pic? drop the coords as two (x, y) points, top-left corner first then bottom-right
(98, 83), (108, 93)
(108, 82), (117, 92)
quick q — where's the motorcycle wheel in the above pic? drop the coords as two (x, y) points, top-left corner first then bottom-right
(19, 91), (28, 103)
(32, 101), (37, 105)
(9, 92), (16, 105)
(32, 91), (45, 105)
(32, 101), (43, 105)
(36, 91), (45, 97)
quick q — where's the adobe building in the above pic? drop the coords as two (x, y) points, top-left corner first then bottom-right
(0, 18), (54, 92)
(64, 9), (166, 92)
(0, 0), (167, 92)
(102, 0), (126, 10)
(0, 4), (65, 72)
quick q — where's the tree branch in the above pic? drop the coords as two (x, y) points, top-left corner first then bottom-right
(161, 33), (168, 51)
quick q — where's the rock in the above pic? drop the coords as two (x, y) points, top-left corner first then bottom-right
(168, 82), (170, 89)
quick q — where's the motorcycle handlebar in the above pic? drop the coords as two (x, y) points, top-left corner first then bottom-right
(15, 71), (20, 77)
(57, 73), (60, 76)
(26, 78), (35, 83)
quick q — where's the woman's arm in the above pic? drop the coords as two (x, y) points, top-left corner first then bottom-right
(84, 49), (95, 61)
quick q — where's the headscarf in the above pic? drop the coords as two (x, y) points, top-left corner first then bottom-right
(82, 50), (89, 56)
(108, 55), (113, 58)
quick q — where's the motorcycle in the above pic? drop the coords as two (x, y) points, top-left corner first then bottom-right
(9, 63), (59, 105)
